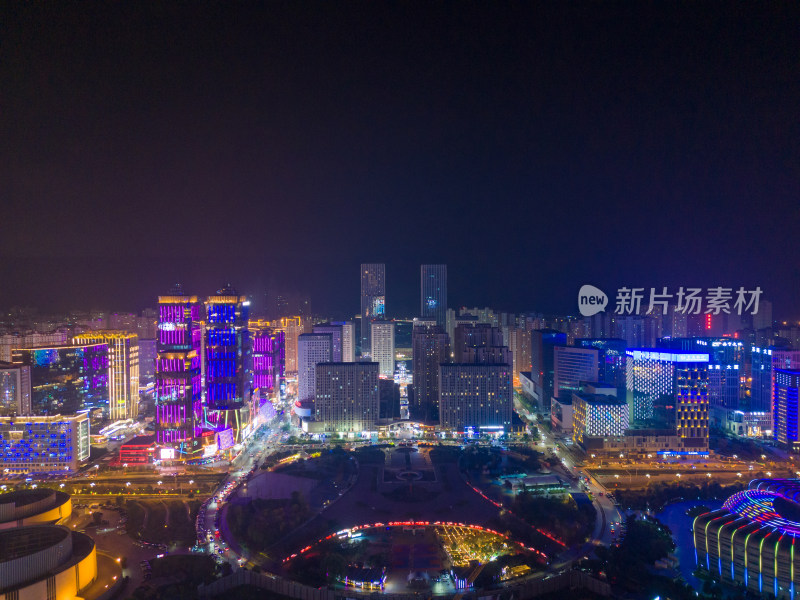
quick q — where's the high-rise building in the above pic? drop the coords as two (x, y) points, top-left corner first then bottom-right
(572, 392), (629, 447)
(12, 343), (109, 416)
(297, 334), (332, 403)
(360, 263), (386, 357)
(453, 323), (505, 363)
(553, 346), (599, 396)
(73, 332), (139, 420)
(507, 327), (532, 387)
(204, 287), (250, 411)
(420, 264), (447, 327)
(411, 324), (450, 421)
(138, 338), (157, 386)
(330, 321), (356, 362)
(370, 321), (395, 378)
(251, 328), (284, 396)
(625, 349), (710, 450)
(530, 329), (566, 404)
(313, 323), (344, 362)
(753, 299), (773, 331)
(660, 338), (743, 410)
(774, 369), (800, 451)
(575, 338), (627, 396)
(155, 294), (202, 449)
(314, 362), (379, 433)
(439, 363), (512, 431)
(0, 362), (31, 416)
(0, 413), (91, 474)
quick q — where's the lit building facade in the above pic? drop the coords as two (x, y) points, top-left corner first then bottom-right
(313, 323), (344, 362)
(420, 264), (447, 327)
(572, 392), (629, 446)
(297, 333), (332, 403)
(251, 328), (284, 396)
(204, 288), (250, 411)
(575, 338), (627, 396)
(625, 349), (709, 426)
(531, 329), (566, 403)
(73, 332), (139, 420)
(553, 346), (598, 396)
(360, 263), (386, 357)
(314, 362), (379, 433)
(0, 413), (90, 474)
(694, 479), (800, 599)
(155, 295), (202, 450)
(370, 321), (395, 378)
(0, 362), (31, 416)
(438, 363), (512, 431)
(775, 369), (800, 451)
(12, 343), (109, 416)
(411, 324), (450, 422)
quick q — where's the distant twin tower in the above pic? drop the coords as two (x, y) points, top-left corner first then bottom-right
(359, 262), (447, 348)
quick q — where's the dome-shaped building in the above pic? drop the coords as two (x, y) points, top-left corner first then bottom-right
(0, 524), (97, 599)
(0, 488), (72, 530)
(694, 479), (800, 599)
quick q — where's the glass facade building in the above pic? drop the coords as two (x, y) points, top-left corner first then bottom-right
(12, 344), (109, 416)
(420, 264), (447, 327)
(360, 263), (386, 357)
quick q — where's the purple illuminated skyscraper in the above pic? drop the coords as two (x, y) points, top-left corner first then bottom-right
(155, 293), (202, 452)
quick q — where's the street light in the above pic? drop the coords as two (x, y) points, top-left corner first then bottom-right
(676, 473), (681, 478)
(645, 474), (650, 478)
(737, 473), (742, 477)
(767, 472), (772, 477)
(706, 473), (711, 478)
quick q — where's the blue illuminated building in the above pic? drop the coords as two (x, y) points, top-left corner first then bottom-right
(775, 369), (800, 451)
(205, 286), (250, 411)
(420, 264), (447, 327)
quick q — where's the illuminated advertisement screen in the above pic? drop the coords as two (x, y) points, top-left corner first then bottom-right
(216, 428), (235, 451)
(160, 448), (175, 460)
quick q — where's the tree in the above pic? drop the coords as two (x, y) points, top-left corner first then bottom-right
(92, 511), (103, 525)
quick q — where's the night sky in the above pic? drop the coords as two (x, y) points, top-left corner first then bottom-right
(1, 3), (798, 318)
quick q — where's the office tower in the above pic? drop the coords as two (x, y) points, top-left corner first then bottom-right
(360, 263), (386, 356)
(576, 338), (627, 396)
(138, 338), (157, 386)
(370, 321), (395, 378)
(753, 300), (773, 331)
(660, 338), (744, 410)
(0, 413), (90, 474)
(12, 343), (109, 416)
(420, 264), (447, 327)
(553, 346), (599, 396)
(252, 328), (284, 395)
(297, 334), (332, 403)
(439, 363), (512, 431)
(0, 362), (31, 416)
(334, 321), (356, 362)
(625, 349), (710, 447)
(313, 323), (344, 362)
(73, 332), (139, 420)
(411, 324), (450, 421)
(204, 287), (250, 411)
(379, 378), (401, 419)
(509, 327), (532, 387)
(314, 362), (379, 432)
(572, 392), (629, 447)
(530, 329), (567, 403)
(615, 316), (645, 347)
(774, 369), (800, 451)
(280, 317), (305, 374)
(453, 323), (505, 363)
(155, 294), (202, 448)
